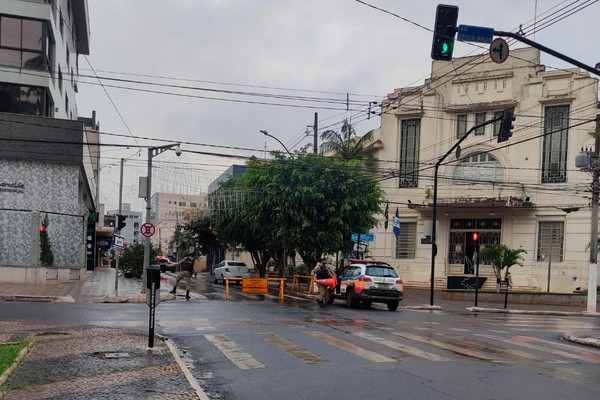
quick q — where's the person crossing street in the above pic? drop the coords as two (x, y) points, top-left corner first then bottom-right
(311, 259), (334, 307)
(169, 254), (195, 300)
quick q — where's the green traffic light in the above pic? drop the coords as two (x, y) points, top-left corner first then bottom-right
(441, 42), (449, 54)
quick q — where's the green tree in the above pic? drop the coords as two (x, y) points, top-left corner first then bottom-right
(319, 119), (376, 166)
(119, 243), (159, 278)
(39, 213), (54, 266)
(480, 243), (527, 284)
(213, 154), (385, 276)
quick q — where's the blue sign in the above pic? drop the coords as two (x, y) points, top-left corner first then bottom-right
(351, 233), (374, 242)
(457, 25), (494, 44)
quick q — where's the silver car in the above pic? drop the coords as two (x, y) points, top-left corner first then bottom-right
(213, 260), (251, 284)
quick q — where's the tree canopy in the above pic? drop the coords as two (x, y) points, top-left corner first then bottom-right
(209, 153), (385, 276)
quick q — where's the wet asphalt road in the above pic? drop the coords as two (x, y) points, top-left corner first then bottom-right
(1, 280), (599, 400)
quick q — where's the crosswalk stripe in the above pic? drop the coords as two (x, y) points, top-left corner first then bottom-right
(437, 333), (552, 362)
(514, 336), (600, 359)
(204, 334), (265, 369)
(257, 332), (330, 364)
(353, 332), (449, 361)
(307, 331), (396, 363)
(476, 334), (600, 363)
(392, 332), (516, 363)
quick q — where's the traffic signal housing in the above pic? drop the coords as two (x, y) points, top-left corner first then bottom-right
(498, 110), (516, 143)
(471, 232), (480, 246)
(117, 214), (127, 231)
(431, 4), (459, 61)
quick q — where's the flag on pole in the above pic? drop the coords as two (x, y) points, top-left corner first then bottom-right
(393, 208), (400, 237)
(384, 203), (389, 231)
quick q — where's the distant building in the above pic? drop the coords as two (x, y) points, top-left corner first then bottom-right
(149, 193), (207, 256)
(208, 165), (247, 194)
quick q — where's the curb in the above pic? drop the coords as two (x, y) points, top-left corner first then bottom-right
(0, 340), (33, 389)
(0, 295), (74, 303)
(466, 307), (600, 317)
(402, 305), (443, 311)
(563, 334), (600, 349)
(164, 339), (210, 400)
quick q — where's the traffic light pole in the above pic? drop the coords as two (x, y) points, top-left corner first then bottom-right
(430, 115), (502, 306)
(493, 30), (600, 78)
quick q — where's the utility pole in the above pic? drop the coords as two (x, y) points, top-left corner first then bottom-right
(115, 158), (124, 292)
(313, 112), (318, 154)
(588, 117), (599, 313)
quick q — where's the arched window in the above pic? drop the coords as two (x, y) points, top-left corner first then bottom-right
(453, 153), (504, 184)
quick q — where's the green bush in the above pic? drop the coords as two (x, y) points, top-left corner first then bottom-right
(287, 264), (307, 276)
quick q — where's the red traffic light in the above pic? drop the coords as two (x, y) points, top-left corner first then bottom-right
(471, 232), (479, 243)
(39, 225), (45, 233)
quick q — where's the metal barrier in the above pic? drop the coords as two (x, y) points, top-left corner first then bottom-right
(291, 274), (315, 294)
(225, 277), (286, 302)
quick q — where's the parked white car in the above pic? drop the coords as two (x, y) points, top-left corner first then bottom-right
(213, 260), (251, 284)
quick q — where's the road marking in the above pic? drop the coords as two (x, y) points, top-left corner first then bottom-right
(204, 334), (265, 369)
(489, 330), (509, 334)
(257, 332), (330, 364)
(393, 332), (519, 363)
(307, 331), (396, 363)
(450, 328), (470, 332)
(476, 334), (600, 363)
(515, 336), (600, 359)
(438, 333), (548, 362)
(353, 332), (449, 361)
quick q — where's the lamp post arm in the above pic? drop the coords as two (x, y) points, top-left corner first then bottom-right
(261, 130), (292, 156)
(429, 115), (503, 306)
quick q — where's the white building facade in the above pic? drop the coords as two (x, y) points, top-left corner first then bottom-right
(369, 47), (598, 293)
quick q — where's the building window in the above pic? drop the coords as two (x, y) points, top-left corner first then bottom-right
(398, 119), (420, 188)
(58, 66), (62, 92)
(65, 93), (68, 114)
(537, 221), (564, 262)
(541, 105), (569, 183)
(456, 114), (467, 138)
(0, 82), (50, 116)
(474, 112), (486, 135)
(190, 202), (197, 208)
(179, 201), (186, 206)
(0, 15), (53, 71)
(453, 152), (504, 185)
(395, 222), (416, 259)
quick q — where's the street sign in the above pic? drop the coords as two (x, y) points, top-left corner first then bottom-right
(114, 235), (124, 247)
(242, 278), (268, 294)
(457, 25), (494, 44)
(489, 38), (509, 64)
(140, 222), (156, 238)
(351, 233), (374, 242)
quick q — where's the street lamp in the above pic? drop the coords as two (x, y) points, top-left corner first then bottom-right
(260, 130), (292, 156)
(142, 143), (182, 293)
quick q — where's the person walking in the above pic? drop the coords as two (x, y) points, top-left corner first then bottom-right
(169, 254), (195, 300)
(312, 259), (334, 308)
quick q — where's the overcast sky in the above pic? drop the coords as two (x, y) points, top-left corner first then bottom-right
(76, 0), (600, 212)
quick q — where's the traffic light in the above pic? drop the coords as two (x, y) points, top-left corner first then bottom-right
(39, 225), (45, 233)
(497, 110), (516, 143)
(117, 214), (127, 231)
(431, 4), (459, 61)
(471, 232), (480, 245)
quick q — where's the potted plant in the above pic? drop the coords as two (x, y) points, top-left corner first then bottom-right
(480, 243), (527, 291)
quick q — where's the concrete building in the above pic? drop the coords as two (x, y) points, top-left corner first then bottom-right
(0, 1), (96, 283)
(369, 47), (598, 293)
(149, 192), (207, 257)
